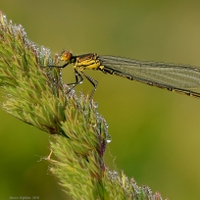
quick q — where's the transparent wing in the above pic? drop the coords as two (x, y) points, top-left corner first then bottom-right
(99, 55), (200, 90)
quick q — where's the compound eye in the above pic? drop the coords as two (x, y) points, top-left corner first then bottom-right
(60, 51), (72, 62)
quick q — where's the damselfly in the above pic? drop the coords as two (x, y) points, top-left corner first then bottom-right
(52, 51), (200, 99)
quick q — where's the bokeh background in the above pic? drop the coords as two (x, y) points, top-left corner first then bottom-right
(1, 0), (200, 199)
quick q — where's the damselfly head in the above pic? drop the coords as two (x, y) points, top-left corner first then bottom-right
(60, 51), (72, 63)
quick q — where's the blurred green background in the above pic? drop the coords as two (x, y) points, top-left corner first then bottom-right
(1, 0), (200, 199)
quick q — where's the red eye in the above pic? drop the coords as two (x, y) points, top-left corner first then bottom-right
(60, 51), (72, 62)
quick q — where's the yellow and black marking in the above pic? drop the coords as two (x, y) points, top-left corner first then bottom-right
(52, 50), (200, 99)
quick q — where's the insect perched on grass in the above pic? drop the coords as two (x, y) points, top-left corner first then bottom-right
(52, 51), (200, 99)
